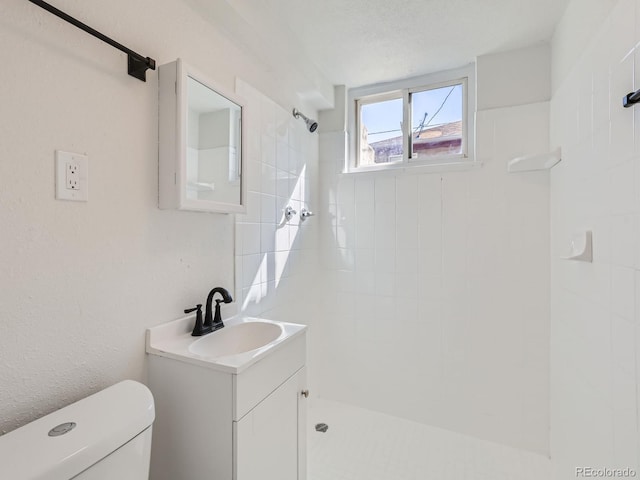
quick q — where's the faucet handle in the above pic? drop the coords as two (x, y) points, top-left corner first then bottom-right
(300, 208), (315, 220)
(186, 304), (210, 337)
(284, 205), (297, 221)
(184, 304), (202, 314)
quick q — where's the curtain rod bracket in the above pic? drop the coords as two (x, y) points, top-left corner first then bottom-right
(128, 56), (156, 82)
(28, 0), (156, 82)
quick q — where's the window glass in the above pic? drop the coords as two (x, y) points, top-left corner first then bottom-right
(410, 83), (463, 160)
(351, 72), (471, 171)
(359, 97), (403, 166)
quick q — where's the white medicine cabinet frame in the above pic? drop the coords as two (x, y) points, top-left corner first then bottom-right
(159, 58), (247, 213)
(347, 64), (476, 173)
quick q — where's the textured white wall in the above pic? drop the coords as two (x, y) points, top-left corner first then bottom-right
(316, 47), (552, 454)
(0, 0), (326, 435)
(550, 0), (640, 477)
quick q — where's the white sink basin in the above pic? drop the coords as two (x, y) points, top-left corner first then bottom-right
(146, 315), (306, 373)
(188, 321), (283, 358)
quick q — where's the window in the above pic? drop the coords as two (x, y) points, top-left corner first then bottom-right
(349, 66), (475, 172)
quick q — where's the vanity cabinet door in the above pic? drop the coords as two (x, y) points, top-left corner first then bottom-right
(234, 368), (307, 480)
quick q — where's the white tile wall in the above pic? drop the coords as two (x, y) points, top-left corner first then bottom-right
(550, 0), (640, 477)
(317, 95), (551, 452)
(233, 81), (320, 382)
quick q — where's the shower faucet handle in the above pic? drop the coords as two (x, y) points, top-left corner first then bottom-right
(300, 208), (315, 220)
(284, 206), (297, 221)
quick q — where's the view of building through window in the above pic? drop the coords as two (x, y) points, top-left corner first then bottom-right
(358, 83), (464, 166)
(359, 97), (403, 165)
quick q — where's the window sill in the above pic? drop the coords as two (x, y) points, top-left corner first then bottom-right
(342, 159), (482, 177)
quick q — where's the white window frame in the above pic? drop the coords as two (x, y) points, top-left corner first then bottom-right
(347, 64), (476, 174)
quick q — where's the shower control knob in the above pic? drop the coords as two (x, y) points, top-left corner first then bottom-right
(301, 389), (309, 398)
(284, 206), (297, 221)
(300, 208), (315, 221)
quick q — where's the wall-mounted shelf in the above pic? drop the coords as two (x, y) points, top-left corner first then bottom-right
(561, 230), (592, 263)
(507, 148), (561, 173)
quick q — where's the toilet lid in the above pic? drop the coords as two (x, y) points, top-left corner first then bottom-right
(0, 380), (155, 480)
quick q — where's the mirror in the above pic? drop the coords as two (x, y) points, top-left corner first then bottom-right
(186, 76), (241, 205)
(159, 59), (246, 213)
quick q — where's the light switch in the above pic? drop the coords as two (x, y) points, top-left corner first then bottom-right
(56, 150), (88, 202)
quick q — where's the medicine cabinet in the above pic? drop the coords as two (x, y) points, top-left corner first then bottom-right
(159, 59), (246, 213)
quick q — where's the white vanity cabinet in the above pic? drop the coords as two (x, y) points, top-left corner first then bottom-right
(147, 324), (307, 480)
(235, 368), (307, 480)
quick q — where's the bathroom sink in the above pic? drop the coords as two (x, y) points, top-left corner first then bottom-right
(188, 321), (282, 358)
(146, 315), (306, 373)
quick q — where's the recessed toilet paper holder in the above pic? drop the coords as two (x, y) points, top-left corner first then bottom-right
(561, 230), (592, 262)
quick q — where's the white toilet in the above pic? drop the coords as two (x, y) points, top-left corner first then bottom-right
(0, 380), (155, 480)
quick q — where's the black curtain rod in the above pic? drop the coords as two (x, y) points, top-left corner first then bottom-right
(28, 0), (156, 82)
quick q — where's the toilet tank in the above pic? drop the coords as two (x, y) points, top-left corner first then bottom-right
(0, 380), (155, 480)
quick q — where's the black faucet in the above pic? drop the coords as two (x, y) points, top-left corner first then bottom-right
(204, 287), (233, 333)
(185, 288), (233, 336)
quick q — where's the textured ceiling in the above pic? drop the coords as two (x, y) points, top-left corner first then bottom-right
(241, 0), (571, 89)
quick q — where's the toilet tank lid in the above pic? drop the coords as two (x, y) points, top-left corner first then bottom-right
(0, 380), (155, 480)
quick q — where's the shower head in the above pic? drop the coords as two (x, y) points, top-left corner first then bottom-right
(292, 108), (318, 133)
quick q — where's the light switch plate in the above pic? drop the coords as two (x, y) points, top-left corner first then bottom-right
(55, 150), (88, 202)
